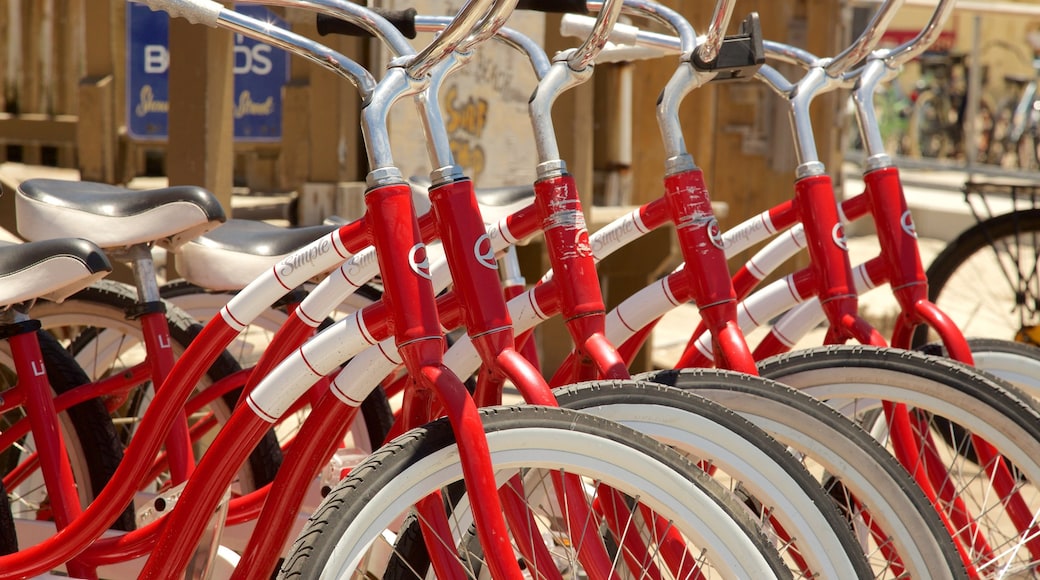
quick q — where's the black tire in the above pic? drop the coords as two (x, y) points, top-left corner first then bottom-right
(28, 280), (283, 490)
(917, 337), (1040, 396)
(914, 209), (1040, 348)
(986, 98), (1017, 166)
(280, 406), (791, 579)
(911, 90), (953, 159)
(554, 380), (878, 578)
(0, 330), (135, 553)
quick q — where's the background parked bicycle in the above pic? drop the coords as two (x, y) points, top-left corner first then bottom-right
(908, 50), (994, 163)
(985, 25), (1040, 169)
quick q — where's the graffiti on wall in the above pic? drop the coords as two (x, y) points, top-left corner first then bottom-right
(445, 84), (489, 178)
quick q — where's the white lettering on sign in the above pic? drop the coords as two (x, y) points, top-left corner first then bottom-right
(135, 85), (169, 117)
(144, 45), (169, 74)
(234, 91), (274, 118)
(143, 40), (274, 77)
(234, 35), (274, 75)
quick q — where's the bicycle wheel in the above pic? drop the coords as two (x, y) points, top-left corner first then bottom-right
(911, 90), (952, 159)
(0, 330), (135, 551)
(986, 98), (1017, 167)
(554, 379), (903, 578)
(280, 405), (790, 579)
(1018, 125), (1040, 171)
(916, 209), (1040, 347)
(758, 345), (1040, 576)
(918, 337), (1040, 397)
(633, 368), (967, 579)
(26, 279), (282, 492)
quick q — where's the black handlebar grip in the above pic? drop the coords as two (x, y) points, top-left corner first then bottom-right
(316, 8), (418, 39)
(515, 0), (589, 14)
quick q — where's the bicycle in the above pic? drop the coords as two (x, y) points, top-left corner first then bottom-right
(985, 28), (1040, 170)
(907, 51), (993, 163)
(0, 237), (136, 576)
(4, 0), (1015, 577)
(523, 2), (1040, 575)
(0, 0), (811, 577)
(160, 2), (877, 577)
(914, 179), (1040, 351)
(318, 0), (1028, 575)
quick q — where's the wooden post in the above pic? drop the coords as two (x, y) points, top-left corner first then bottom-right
(166, 12), (234, 211)
(78, 0), (116, 183)
(19, 0), (41, 165)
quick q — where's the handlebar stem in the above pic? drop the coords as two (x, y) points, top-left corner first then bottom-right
(362, 67), (427, 183)
(530, 57), (595, 177)
(418, 52), (471, 183)
(657, 63), (709, 168)
(851, 58), (896, 169)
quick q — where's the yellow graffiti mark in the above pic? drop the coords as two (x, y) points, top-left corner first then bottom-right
(445, 85), (489, 138)
(451, 139), (486, 178)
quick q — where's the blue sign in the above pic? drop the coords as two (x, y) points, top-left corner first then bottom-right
(126, 4), (290, 142)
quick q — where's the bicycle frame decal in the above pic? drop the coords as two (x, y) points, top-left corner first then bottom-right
(900, 210), (918, 239)
(831, 223), (849, 251)
(408, 243), (433, 280)
(473, 234), (497, 269)
(590, 208), (649, 256)
(708, 217), (724, 249)
(277, 236), (334, 279)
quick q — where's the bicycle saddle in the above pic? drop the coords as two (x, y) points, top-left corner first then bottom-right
(15, 178), (226, 251)
(0, 238), (111, 307)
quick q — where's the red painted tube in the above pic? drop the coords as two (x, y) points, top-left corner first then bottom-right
(231, 393), (361, 579)
(366, 182), (442, 346)
(429, 179), (513, 336)
(0, 320), (241, 578)
(794, 174), (861, 339)
(665, 169), (755, 374)
(137, 411), (275, 578)
(534, 174), (604, 323)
